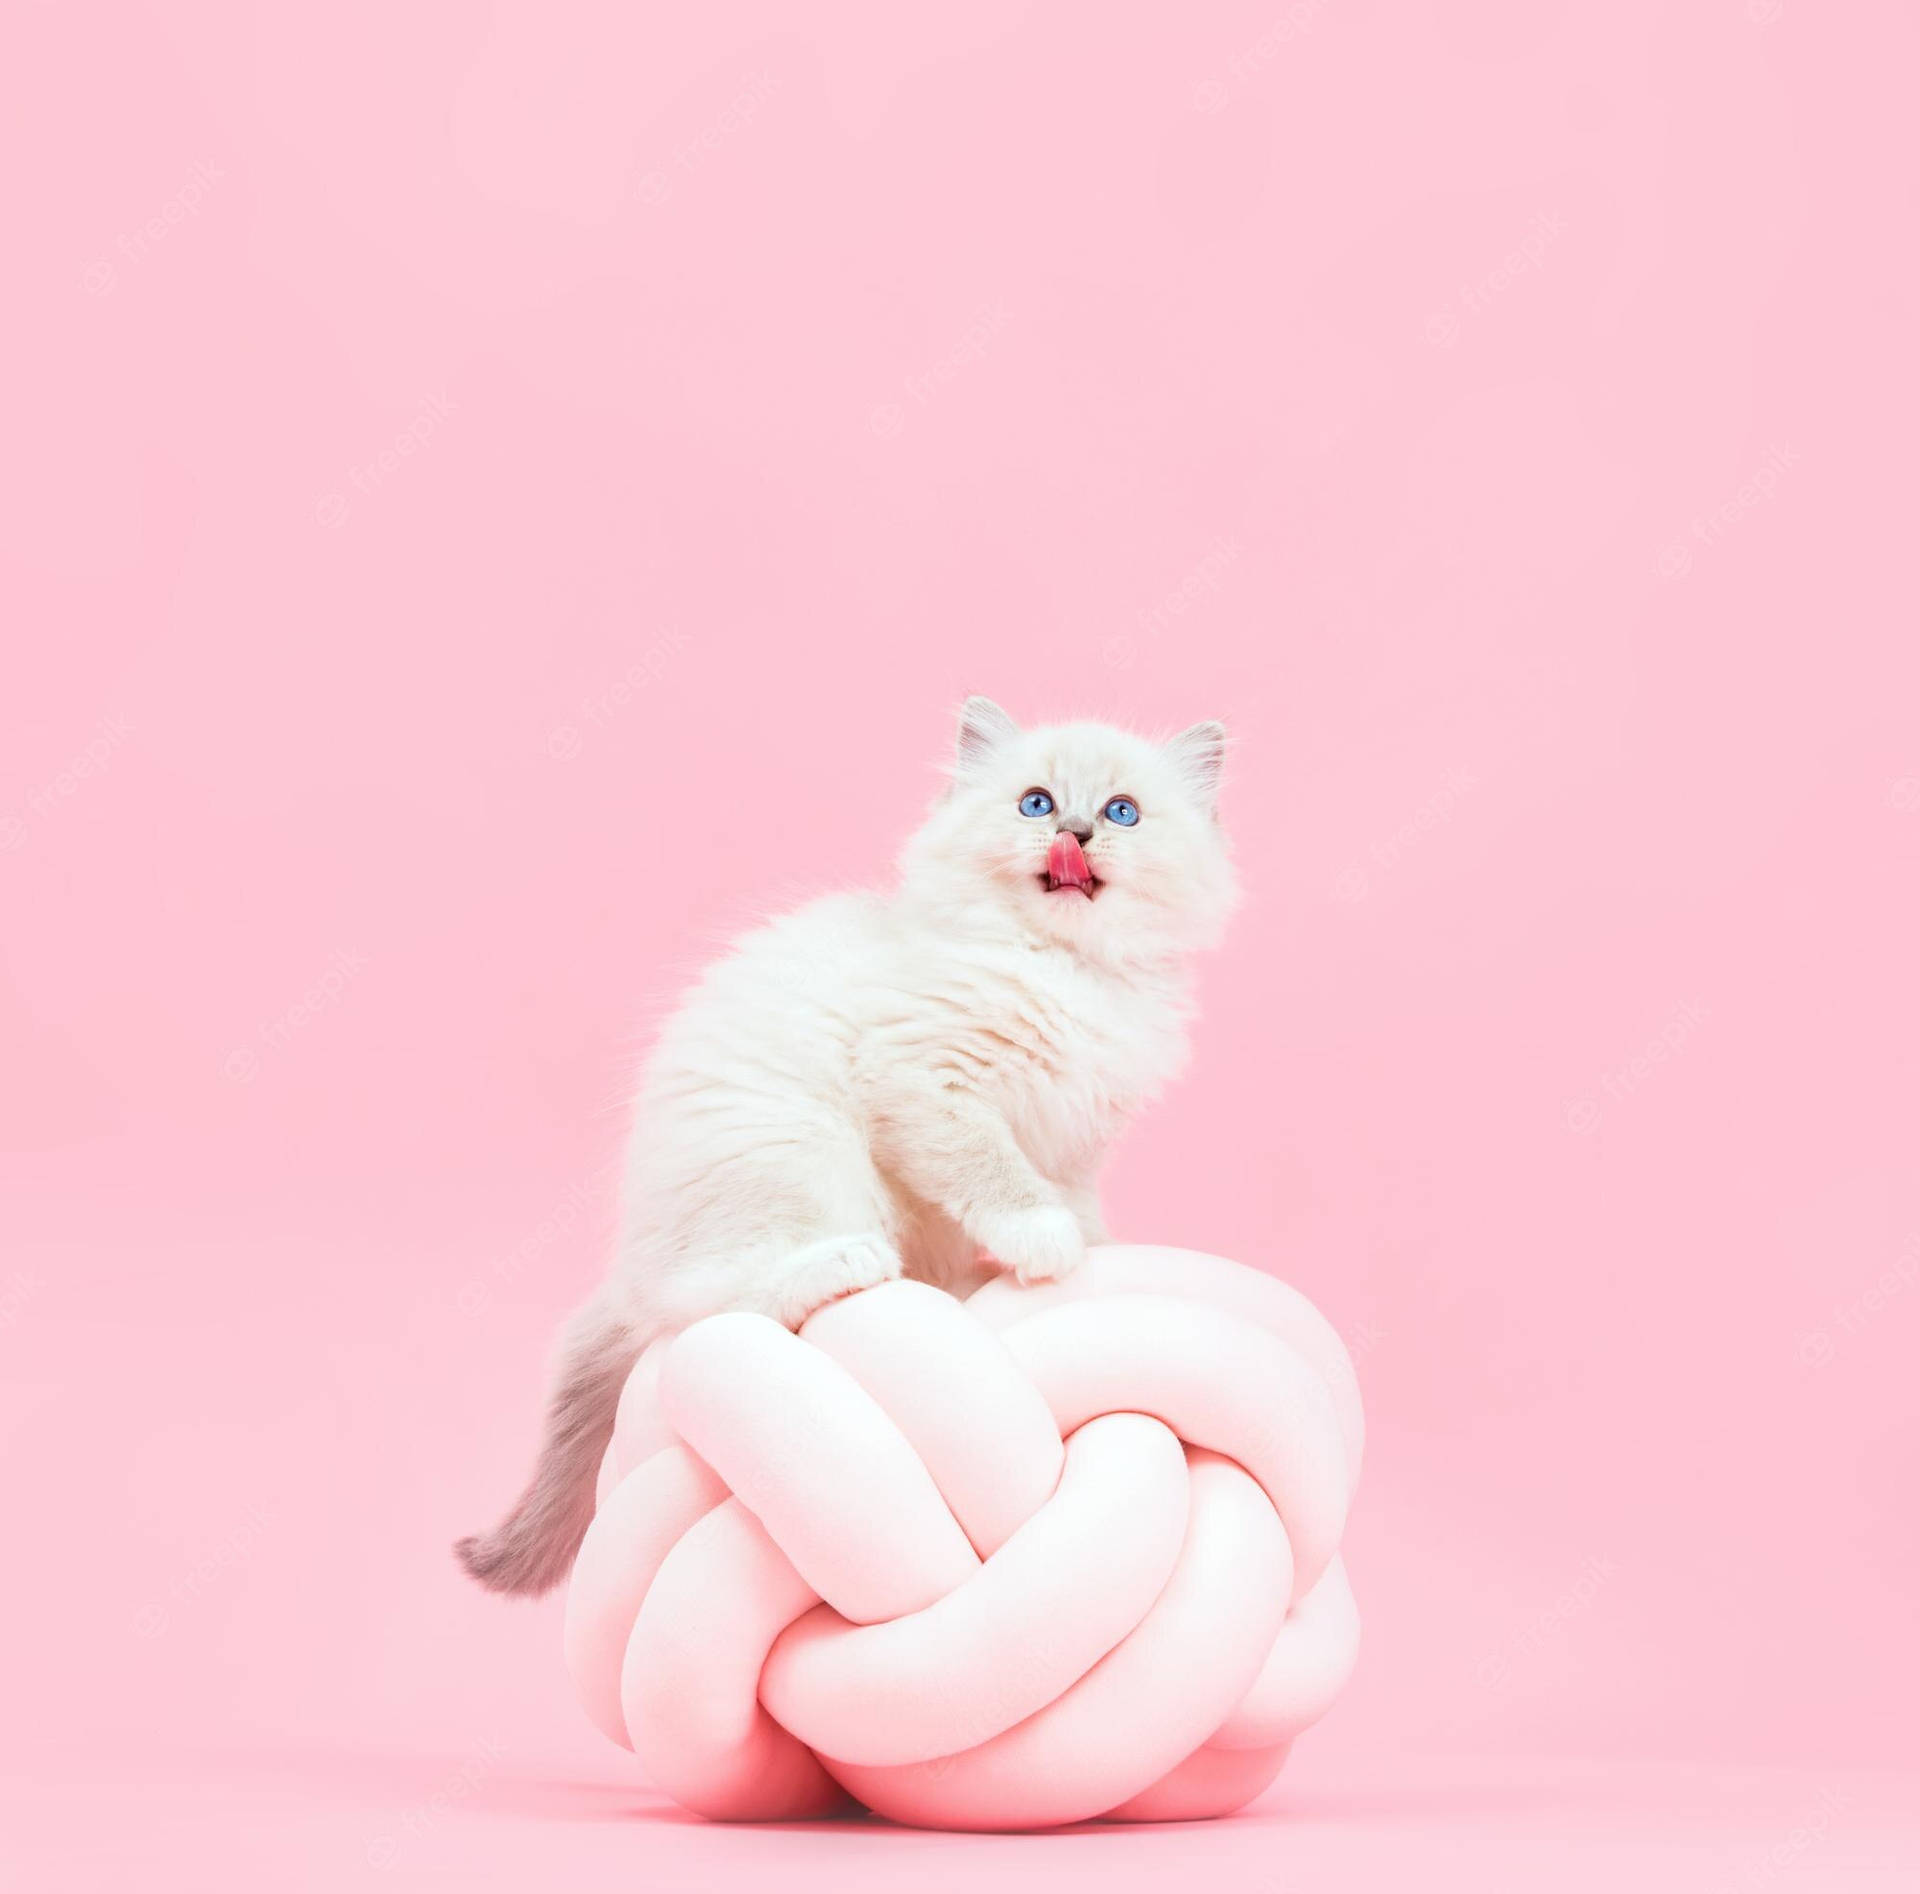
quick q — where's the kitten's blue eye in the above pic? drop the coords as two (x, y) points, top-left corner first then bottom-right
(1018, 790), (1054, 818)
(1103, 797), (1140, 827)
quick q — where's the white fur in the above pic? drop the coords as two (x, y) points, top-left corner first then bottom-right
(608, 699), (1238, 1328)
(457, 698), (1236, 1594)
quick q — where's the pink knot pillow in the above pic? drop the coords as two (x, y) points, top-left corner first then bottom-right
(564, 1245), (1364, 1831)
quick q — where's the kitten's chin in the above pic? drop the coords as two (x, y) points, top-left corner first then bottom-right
(1039, 874), (1237, 959)
(1026, 876), (1139, 949)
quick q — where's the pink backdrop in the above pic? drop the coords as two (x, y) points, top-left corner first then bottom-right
(6, 2), (1917, 1888)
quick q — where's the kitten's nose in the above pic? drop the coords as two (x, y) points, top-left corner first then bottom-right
(1060, 821), (1094, 844)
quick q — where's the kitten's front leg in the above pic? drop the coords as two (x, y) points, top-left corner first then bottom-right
(869, 1077), (1086, 1285)
(972, 1202), (1085, 1285)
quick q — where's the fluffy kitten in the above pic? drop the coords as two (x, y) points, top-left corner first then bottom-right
(457, 696), (1238, 1595)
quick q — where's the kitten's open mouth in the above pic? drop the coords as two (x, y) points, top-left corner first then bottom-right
(1042, 832), (1100, 899)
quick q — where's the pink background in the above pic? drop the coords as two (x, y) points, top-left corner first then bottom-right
(6, 2), (1917, 1888)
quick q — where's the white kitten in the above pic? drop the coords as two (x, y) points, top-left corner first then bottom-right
(458, 697), (1238, 1594)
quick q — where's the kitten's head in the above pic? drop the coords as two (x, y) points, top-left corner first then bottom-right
(899, 697), (1239, 960)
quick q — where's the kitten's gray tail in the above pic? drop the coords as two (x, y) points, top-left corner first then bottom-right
(455, 1296), (642, 1598)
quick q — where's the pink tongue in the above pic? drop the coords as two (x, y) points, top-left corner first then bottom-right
(1047, 831), (1094, 892)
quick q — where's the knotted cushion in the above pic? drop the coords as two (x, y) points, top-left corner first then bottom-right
(564, 1244), (1364, 1831)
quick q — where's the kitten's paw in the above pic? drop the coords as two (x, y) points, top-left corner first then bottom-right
(976, 1205), (1087, 1286)
(761, 1235), (903, 1330)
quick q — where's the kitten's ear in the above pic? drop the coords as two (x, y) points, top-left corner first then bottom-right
(1165, 720), (1228, 807)
(955, 695), (1019, 771)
